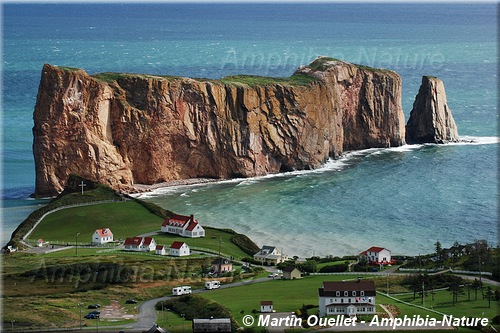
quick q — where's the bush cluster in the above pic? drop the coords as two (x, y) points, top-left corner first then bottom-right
(157, 295), (237, 331)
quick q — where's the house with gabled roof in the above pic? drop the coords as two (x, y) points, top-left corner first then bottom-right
(318, 280), (376, 317)
(92, 228), (113, 245)
(161, 214), (205, 238)
(260, 300), (274, 313)
(253, 245), (287, 265)
(282, 266), (301, 280)
(360, 246), (392, 265)
(124, 237), (156, 252)
(156, 245), (166, 256)
(212, 258), (232, 274)
(169, 241), (190, 257)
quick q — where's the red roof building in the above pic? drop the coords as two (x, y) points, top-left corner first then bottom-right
(92, 228), (114, 245)
(169, 241), (190, 257)
(161, 214), (205, 238)
(360, 246), (392, 265)
(123, 237), (156, 252)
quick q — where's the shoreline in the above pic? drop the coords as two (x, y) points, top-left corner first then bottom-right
(126, 178), (222, 195)
(123, 135), (499, 197)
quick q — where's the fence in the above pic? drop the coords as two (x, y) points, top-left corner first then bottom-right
(22, 199), (121, 244)
(398, 267), (492, 276)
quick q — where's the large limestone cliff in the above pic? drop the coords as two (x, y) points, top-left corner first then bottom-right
(33, 57), (406, 197)
(406, 76), (459, 144)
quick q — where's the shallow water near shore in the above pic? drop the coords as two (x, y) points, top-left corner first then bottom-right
(137, 138), (499, 257)
(2, 3), (498, 252)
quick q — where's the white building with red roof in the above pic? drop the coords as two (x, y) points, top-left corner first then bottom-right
(360, 246), (392, 265)
(161, 214), (205, 238)
(123, 237), (156, 252)
(169, 241), (190, 257)
(92, 228), (114, 245)
(156, 245), (166, 256)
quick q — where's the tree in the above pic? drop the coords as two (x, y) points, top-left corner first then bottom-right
(450, 283), (460, 306)
(435, 240), (443, 267)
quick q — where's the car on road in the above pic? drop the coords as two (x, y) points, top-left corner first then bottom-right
(87, 304), (100, 309)
(88, 310), (100, 315)
(268, 273), (279, 278)
(125, 299), (138, 304)
(84, 313), (99, 319)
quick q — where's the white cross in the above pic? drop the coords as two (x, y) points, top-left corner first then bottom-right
(79, 181), (86, 194)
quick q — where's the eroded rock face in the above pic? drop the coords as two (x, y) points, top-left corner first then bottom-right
(406, 76), (459, 144)
(33, 57), (406, 197)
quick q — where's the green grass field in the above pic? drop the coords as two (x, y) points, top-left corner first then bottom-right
(29, 201), (164, 244)
(197, 274), (499, 330)
(154, 227), (250, 259)
(27, 202), (251, 259)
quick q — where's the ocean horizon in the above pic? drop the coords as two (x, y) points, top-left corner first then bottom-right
(2, 3), (498, 256)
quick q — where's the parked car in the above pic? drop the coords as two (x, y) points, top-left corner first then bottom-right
(125, 299), (138, 304)
(87, 304), (100, 309)
(268, 273), (279, 278)
(84, 313), (99, 319)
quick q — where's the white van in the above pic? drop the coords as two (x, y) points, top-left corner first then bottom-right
(172, 286), (192, 296)
(205, 280), (221, 290)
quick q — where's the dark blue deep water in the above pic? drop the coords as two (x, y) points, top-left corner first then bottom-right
(2, 3), (498, 255)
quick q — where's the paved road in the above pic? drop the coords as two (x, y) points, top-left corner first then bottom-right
(129, 276), (273, 331)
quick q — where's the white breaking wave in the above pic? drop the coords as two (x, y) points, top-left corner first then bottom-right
(134, 136), (498, 199)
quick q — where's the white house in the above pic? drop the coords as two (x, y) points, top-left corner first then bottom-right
(318, 280), (376, 317)
(360, 246), (392, 265)
(161, 214), (205, 238)
(253, 246), (287, 265)
(260, 301), (273, 313)
(123, 237), (156, 252)
(169, 241), (190, 257)
(92, 228), (114, 245)
(156, 245), (166, 255)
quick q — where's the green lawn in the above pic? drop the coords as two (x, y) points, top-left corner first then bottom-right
(316, 260), (355, 270)
(154, 227), (250, 260)
(201, 275), (369, 326)
(197, 274), (499, 330)
(28, 201), (164, 244)
(391, 288), (499, 319)
(27, 202), (251, 260)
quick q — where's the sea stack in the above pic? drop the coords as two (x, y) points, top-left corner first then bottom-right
(32, 57), (407, 197)
(406, 76), (459, 144)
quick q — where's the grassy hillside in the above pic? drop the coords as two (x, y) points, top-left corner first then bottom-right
(28, 201), (163, 244)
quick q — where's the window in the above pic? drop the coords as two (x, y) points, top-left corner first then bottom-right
(353, 291), (356, 296)
(336, 291), (340, 297)
(344, 291), (348, 296)
(361, 291), (365, 296)
(341, 299), (344, 303)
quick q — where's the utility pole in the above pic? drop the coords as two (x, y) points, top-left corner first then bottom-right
(76, 232), (80, 256)
(78, 303), (82, 330)
(422, 281), (425, 307)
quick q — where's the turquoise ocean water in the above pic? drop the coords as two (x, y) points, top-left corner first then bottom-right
(2, 3), (498, 255)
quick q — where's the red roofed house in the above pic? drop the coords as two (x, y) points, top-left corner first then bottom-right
(156, 245), (166, 256)
(92, 228), (114, 245)
(161, 214), (205, 238)
(169, 241), (190, 257)
(360, 246), (392, 265)
(124, 237), (156, 252)
(318, 280), (376, 317)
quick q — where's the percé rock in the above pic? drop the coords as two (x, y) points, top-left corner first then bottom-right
(33, 57), (406, 197)
(406, 76), (459, 144)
